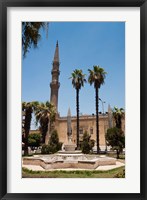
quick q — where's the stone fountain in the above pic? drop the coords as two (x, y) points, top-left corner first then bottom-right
(23, 133), (116, 170)
(23, 150), (116, 170)
(23, 108), (116, 170)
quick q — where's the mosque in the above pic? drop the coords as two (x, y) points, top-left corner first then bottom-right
(32, 41), (125, 151)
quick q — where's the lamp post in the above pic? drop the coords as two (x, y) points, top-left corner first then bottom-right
(99, 98), (107, 152)
(99, 98), (105, 115)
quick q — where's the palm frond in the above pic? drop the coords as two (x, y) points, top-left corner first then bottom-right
(70, 69), (87, 90)
(88, 65), (107, 88)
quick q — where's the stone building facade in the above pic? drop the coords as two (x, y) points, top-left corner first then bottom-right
(55, 114), (109, 148)
(54, 113), (125, 150)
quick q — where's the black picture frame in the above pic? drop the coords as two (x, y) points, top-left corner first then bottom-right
(0, 0), (147, 199)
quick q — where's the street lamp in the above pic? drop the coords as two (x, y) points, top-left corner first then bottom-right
(99, 98), (106, 115)
(99, 98), (107, 153)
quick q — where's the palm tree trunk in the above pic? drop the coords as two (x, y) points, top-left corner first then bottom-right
(117, 116), (122, 129)
(95, 87), (99, 154)
(45, 120), (50, 145)
(76, 89), (79, 149)
(116, 149), (120, 159)
(42, 126), (47, 144)
(41, 118), (49, 144)
(24, 131), (29, 156)
(24, 111), (32, 156)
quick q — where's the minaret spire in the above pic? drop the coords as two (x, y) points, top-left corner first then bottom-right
(50, 41), (60, 112)
(53, 40), (59, 63)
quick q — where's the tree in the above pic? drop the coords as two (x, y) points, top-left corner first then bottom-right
(41, 130), (62, 154)
(35, 101), (56, 144)
(69, 69), (86, 149)
(106, 127), (125, 159)
(22, 101), (39, 155)
(28, 133), (41, 149)
(81, 131), (95, 154)
(88, 65), (107, 154)
(113, 107), (124, 129)
(22, 22), (49, 57)
(49, 130), (62, 153)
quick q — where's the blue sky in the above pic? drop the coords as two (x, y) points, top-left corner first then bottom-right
(22, 22), (125, 124)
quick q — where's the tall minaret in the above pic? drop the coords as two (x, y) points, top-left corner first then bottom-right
(50, 41), (60, 112)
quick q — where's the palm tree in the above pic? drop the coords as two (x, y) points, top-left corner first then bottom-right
(22, 22), (49, 57)
(88, 66), (107, 154)
(35, 101), (56, 144)
(113, 107), (124, 129)
(69, 69), (86, 149)
(22, 101), (39, 155)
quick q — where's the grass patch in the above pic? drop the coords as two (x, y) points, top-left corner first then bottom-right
(22, 155), (33, 157)
(22, 166), (125, 178)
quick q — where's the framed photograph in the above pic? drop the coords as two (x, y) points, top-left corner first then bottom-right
(0, 0), (147, 199)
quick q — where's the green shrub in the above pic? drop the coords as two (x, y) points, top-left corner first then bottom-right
(81, 131), (94, 154)
(28, 133), (41, 148)
(41, 130), (62, 154)
(49, 130), (62, 153)
(106, 127), (125, 159)
(89, 139), (95, 149)
(41, 144), (51, 154)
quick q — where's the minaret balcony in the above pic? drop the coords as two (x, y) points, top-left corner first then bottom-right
(51, 69), (60, 75)
(50, 82), (60, 88)
(53, 61), (60, 65)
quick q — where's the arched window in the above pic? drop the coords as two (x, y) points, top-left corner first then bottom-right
(90, 127), (93, 134)
(79, 128), (83, 135)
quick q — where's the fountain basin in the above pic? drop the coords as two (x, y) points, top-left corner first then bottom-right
(23, 154), (116, 170)
(64, 143), (76, 151)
